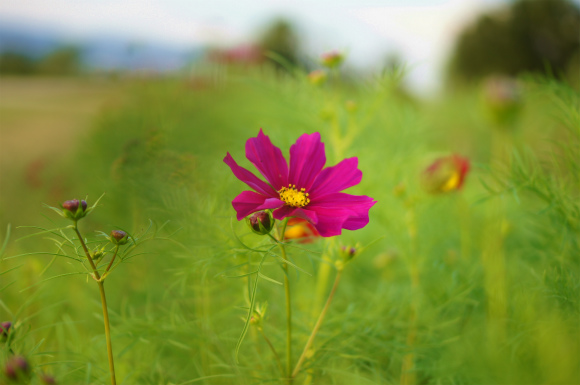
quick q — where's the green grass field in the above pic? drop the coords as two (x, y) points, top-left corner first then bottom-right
(0, 67), (578, 385)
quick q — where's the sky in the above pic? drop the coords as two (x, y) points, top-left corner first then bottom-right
(0, 0), (514, 94)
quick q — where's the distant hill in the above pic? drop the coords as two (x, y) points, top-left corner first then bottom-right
(0, 20), (203, 72)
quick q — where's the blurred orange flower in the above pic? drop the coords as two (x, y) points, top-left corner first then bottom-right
(284, 218), (321, 243)
(421, 155), (470, 193)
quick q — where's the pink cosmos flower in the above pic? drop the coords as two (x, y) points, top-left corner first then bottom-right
(224, 129), (377, 237)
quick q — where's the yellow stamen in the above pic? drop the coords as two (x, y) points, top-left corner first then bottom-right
(279, 184), (311, 207)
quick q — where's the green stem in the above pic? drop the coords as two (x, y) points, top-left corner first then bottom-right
(280, 245), (292, 381)
(103, 245), (120, 278)
(98, 281), (117, 385)
(259, 327), (285, 378)
(73, 224), (100, 280)
(276, 218), (292, 382)
(292, 269), (342, 379)
(74, 224), (117, 385)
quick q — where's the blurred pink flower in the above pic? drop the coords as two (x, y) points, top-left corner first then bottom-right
(320, 51), (344, 68)
(224, 129), (376, 237)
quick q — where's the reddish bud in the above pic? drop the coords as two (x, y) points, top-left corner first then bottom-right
(40, 373), (57, 385)
(0, 321), (11, 337)
(61, 199), (89, 221)
(248, 211), (274, 235)
(62, 199), (80, 213)
(110, 230), (129, 245)
(308, 70), (327, 85)
(4, 356), (30, 380)
(320, 51), (345, 68)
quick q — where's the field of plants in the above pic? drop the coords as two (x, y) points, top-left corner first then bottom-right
(0, 63), (579, 385)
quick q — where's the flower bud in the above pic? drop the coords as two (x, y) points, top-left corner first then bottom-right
(4, 356), (30, 381)
(109, 230), (129, 245)
(40, 373), (57, 385)
(61, 199), (88, 221)
(320, 50), (345, 68)
(249, 302), (268, 328)
(345, 100), (358, 113)
(90, 247), (106, 262)
(421, 155), (470, 194)
(247, 211), (274, 235)
(62, 199), (79, 212)
(0, 321), (11, 342)
(340, 246), (357, 260)
(308, 70), (327, 86)
(482, 75), (522, 126)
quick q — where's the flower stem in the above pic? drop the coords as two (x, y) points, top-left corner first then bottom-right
(98, 281), (117, 385)
(292, 269), (342, 379)
(259, 327), (284, 378)
(73, 224), (117, 385)
(73, 224), (100, 280)
(103, 245), (120, 278)
(276, 218), (292, 382)
(279, 245), (292, 382)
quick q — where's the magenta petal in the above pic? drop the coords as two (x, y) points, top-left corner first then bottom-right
(288, 132), (326, 190)
(245, 129), (289, 190)
(224, 153), (277, 197)
(305, 206), (355, 237)
(273, 206), (318, 224)
(309, 193), (377, 232)
(232, 191), (285, 220)
(309, 157), (362, 197)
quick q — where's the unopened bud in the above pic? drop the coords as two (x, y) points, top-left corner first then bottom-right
(110, 230), (129, 245)
(339, 246), (358, 261)
(61, 199), (88, 221)
(91, 247), (106, 262)
(247, 211), (274, 235)
(4, 356), (30, 381)
(345, 100), (358, 113)
(62, 199), (79, 212)
(40, 373), (57, 385)
(320, 51), (345, 68)
(308, 70), (327, 86)
(0, 321), (11, 340)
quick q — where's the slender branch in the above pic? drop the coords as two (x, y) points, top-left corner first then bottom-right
(280, 245), (292, 382)
(74, 223), (116, 385)
(98, 281), (117, 385)
(292, 269), (342, 379)
(276, 218), (292, 382)
(73, 224), (100, 279)
(259, 327), (284, 378)
(102, 245), (120, 279)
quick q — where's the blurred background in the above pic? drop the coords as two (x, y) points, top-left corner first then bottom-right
(1, 0), (578, 93)
(0, 1), (579, 384)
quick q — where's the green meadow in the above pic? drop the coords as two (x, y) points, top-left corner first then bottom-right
(0, 67), (578, 384)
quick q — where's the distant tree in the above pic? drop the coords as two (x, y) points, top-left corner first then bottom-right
(0, 52), (35, 75)
(448, 0), (580, 82)
(257, 19), (300, 68)
(37, 46), (81, 75)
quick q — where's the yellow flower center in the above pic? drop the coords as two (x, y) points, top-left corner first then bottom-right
(279, 184), (310, 207)
(440, 171), (460, 192)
